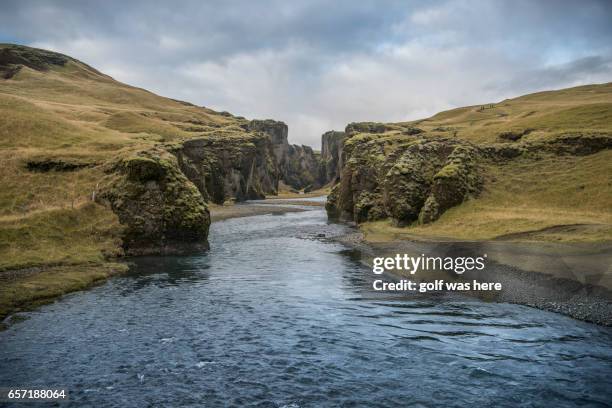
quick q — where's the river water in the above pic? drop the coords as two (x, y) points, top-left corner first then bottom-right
(1, 205), (611, 407)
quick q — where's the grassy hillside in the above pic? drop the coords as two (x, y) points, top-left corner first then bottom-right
(331, 83), (612, 243)
(0, 44), (260, 319)
(414, 83), (612, 144)
(0, 44), (250, 268)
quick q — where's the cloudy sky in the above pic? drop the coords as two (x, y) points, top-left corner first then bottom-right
(2, 0), (612, 147)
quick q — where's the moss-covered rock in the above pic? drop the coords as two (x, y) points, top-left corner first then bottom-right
(383, 141), (446, 225)
(326, 132), (483, 226)
(246, 119), (324, 190)
(345, 122), (388, 136)
(418, 145), (482, 224)
(173, 132), (279, 203)
(98, 149), (210, 255)
(536, 133), (612, 155)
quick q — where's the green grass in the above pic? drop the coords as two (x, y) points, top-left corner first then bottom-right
(0, 262), (129, 321)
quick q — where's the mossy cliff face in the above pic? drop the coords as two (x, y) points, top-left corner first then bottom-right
(173, 132), (279, 203)
(248, 119), (321, 190)
(97, 149), (210, 255)
(326, 117), (612, 230)
(326, 123), (482, 225)
(320, 131), (346, 184)
(96, 119), (322, 254)
(282, 144), (321, 191)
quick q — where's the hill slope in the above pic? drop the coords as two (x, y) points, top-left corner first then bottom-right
(0, 44), (312, 319)
(325, 83), (612, 242)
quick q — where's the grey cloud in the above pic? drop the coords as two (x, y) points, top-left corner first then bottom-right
(493, 55), (612, 95)
(1, 0), (611, 147)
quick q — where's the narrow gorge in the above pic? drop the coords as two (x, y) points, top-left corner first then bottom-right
(96, 118), (330, 255)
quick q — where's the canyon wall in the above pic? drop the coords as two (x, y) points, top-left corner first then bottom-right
(174, 132), (279, 203)
(325, 121), (612, 228)
(325, 122), (483, 225)
(319, 130), (346, 185)
(99, 119), (326, 255)
(248, 119), (322, 190)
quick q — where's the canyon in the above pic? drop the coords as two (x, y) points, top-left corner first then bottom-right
(1, 44), (611, 320)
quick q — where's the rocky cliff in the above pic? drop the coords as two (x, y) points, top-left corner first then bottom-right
(97, 149), (210, 255)
(0, 44), (327, 259)
(248, 119), (322, 190)
(320, 130), (346, 185)
(173, 132), (279, 203)
(326, 83), (612, 241)
(326, 122), (482, 225)
(99, 127), (286, 254)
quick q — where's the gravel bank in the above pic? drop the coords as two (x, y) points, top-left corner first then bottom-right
(331, 229), (612, 326)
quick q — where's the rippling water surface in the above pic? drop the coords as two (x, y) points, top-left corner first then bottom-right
(1, 206), (611, 407)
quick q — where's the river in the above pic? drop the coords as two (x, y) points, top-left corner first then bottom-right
(1, 205), (611, 407)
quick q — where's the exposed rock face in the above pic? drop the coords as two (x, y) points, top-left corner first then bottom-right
(327, 122), (612, 228)
(345, 122), (389, 135)
(320, 131), (346, 184)
(247, 119), (289, 161)
(248, 119), (321, 190)
(281, 144), (321, 190)
(98, 149), (210, 255)
(326, 128), (483, 225)
(95, 117), (332, 254)
(173, 133), (279, 203)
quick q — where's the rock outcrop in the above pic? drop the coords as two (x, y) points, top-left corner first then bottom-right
(326, 125), (483, 226)
(281, 144), (321, 191)
(326, 122), (612, 228)
(97, 149), (210, 255)
(320, 130), (346, 184)
(247, 119), (321, 190)
(96, 119), (333, 254)
(173, 133), (279, 203)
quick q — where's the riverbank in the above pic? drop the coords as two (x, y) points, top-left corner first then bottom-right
(333, 228), (612, 326)
(4, 204), (611, 407)
(0, 197), (327, 324)
(0, 262), (128, 326)
(209, 203), (306, 222)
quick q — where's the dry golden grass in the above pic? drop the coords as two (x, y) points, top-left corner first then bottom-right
(0, 44), (251, 316)
(0, 48), (250, 275)
(0, 202), (123, 271)
(404, 83), (612, 145)
(351, 83), (612, 243)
